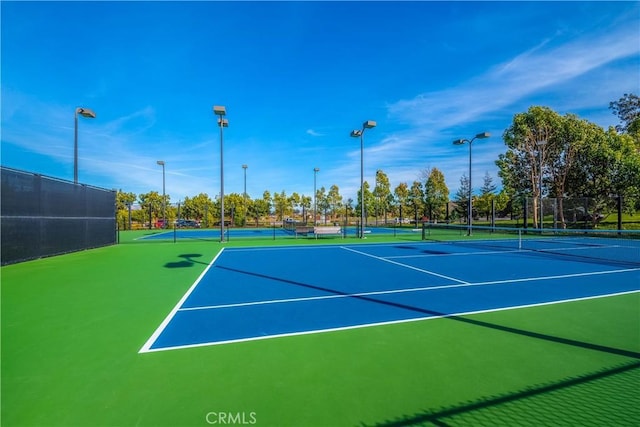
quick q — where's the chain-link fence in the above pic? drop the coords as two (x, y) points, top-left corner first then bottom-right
(524, 196), (635, 229)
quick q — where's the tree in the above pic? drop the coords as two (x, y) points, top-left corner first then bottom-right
(300, 195), (312, 224)
(475, 172), (497, 221)
(424, 167), (449, 222)
(453, 174), (471, 222)
(182, 193), (214, 225)
(407, 180), (424, 224)
(610, 93), (640, 145)
(499, 105), (640, 228)
(327, 185), (343, 220)
(356, 181), (374, 226)
(273, 190), (291, 220)
(289, 192), (301, 219)
(394, 182), (409, 223)
(138, 191), (164, 228)
(224, 193), (246, 226)
(345, 198), (354, 224)
(116, 190), (137, 229)
(566, 126), (640, 224)
(373, 170), (391, 224)
(544, 114), (589, 227)
(250, 196), (270, 227)
(494, 189), (511, 219)
(315, 186), (330, 225)
(500, 106), (563, 228)
(262, 191), (272, 216)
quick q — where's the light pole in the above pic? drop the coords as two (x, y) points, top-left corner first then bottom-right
(536, 140), (547, 230)
(453, 131), (490, 236)
(213, 105), (228, 242)
(313, 167), (320, 225)
(156, 160), (166, 228)
(350, 120), (376, 238)
(74, 107), (96, 184)
(242, 164), (248, 226)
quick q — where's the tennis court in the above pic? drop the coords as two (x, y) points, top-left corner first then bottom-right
(141, 234), (639, 352)
(3, 227), (639, 426)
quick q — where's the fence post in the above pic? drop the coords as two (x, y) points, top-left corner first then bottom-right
(491, 198), (495, 229)
(523, 197), (528, 233)
(617, 195), (623, 232)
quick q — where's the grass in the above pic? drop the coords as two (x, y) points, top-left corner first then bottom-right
(2, 235), (639, 426)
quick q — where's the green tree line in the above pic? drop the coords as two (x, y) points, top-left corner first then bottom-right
(117, 94), (639, 229)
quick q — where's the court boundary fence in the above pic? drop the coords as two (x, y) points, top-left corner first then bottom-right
(1, 166), (117, 265)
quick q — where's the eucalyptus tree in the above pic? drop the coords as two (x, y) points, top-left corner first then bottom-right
(327, 185), (343, 221)
(394, 182), (409, 223)
(424, 167), (449, 222)
(407, 180), (424, 224)
(373, 170), (391, 224)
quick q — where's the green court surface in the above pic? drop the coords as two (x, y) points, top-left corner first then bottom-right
(2, 232), (639, 426)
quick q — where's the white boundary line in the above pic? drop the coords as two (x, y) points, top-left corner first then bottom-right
(134, 231), (175, 241)
(138, 248), (226, 353)
(140, 289), (640, 353)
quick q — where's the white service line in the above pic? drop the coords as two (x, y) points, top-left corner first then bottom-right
(177, 266), (640, 312)
(340, 245), (470, 284)
(141, 289), (640, 353)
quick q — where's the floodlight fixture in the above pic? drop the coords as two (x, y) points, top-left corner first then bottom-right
(213, 105), (227, 116)
(76, 107), (96, 118)
(74, 106), (97, 184)
(363, 120), (376, 129)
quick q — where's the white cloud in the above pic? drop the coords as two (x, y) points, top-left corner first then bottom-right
(306, 129), (324, 137)
(335, 22), (640, 195)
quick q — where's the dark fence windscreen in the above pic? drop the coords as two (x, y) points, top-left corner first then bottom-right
(1, 167), (116, 265)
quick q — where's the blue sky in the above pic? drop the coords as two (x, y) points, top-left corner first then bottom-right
(2, 1), (639, 203)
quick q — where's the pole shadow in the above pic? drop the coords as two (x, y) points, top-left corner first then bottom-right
(215, 264), (640, 360)
(164, 253), (208, 268)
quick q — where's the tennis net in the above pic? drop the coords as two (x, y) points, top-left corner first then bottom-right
(423, 224), (640, 267)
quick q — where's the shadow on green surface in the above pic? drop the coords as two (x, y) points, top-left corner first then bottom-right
(367, 361), (640, 426)
(164, 253), (208, 268)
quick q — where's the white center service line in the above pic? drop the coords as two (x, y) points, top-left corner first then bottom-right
(340, 245), (470, 284)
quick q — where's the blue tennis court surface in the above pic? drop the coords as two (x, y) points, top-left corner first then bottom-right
(140, 241), (640, 353)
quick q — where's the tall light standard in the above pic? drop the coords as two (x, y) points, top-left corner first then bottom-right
(74, 107), (96, 184)
(213, 105), (228, 242)
(350, 120), (376, 238)
(536, 140), (547, 230)
(453, 131), (490, 236)
(156, 161), (166, 228)
(242, 164), (248, 226)
(313, 167), (320, 225)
